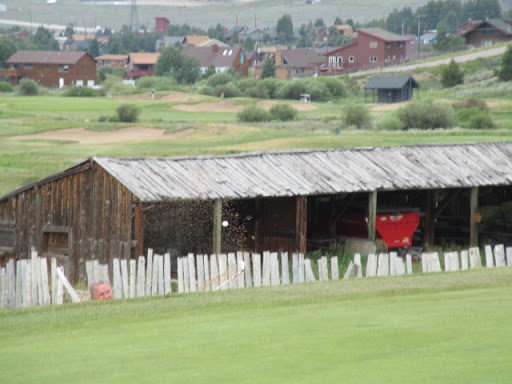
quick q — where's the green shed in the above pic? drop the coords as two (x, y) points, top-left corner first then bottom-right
(364, 75), (420, 103)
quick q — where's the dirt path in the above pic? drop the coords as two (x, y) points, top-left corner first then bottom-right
(10, 127), (195, 145)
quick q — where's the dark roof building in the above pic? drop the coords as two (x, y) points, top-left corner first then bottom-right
(459, 18), (512, 46)
(364, 75), (420, 103)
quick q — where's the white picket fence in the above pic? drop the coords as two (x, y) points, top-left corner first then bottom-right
(2, 244), (512, 310)
(0, 249), (80, 310)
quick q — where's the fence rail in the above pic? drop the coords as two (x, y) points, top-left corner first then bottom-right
(2, 244), (512, 310)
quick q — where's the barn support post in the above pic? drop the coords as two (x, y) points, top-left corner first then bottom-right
(134, 202), (144, 258)
(295, 196), (307, 254)
(424, 190), (435, 248)
(368, 191), (377, 243)
(254, 198), (263, 253)
(470, 187), (479, 247)
(213, 199), (222, 255)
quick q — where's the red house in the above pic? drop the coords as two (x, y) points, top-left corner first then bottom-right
(1, 50), (97, 88)
(155, 17), (170, 35)
(324, 28), (412, 73)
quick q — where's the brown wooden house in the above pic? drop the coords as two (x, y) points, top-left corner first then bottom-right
(324, 28), (414, 73)
(459, 18), (512, 47)
(1, 143), (512, 284)
(1, 51), (97, 88)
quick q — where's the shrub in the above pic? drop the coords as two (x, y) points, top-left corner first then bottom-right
(457, 107), (495, 129)
(62, 86), (105, 97)
(198, 85), (215, 96)
(375, 115), (405, 131)
(304, 80), (331, 101)
(313, 77), (345, 97)
(453, 98), (488, 112)
(237, 78), (259, 92)
(207, 72), (234, 87)
(245, 85), (268, 99)
(0, 81), (14, 93)
(17, 78), (39, 96)
(441, 59), (464, 88)
(136, 76), (177, 91)
(213, 83), (242, 98)
(269, 104), (297, 121)
(116, 103), (140, 122)
(237, 104), (271, 122)
(342, 104), (371, 129)
(259, 78), (282, 99)
(277, 79), (307, 100)
(396, 99), (457, 129)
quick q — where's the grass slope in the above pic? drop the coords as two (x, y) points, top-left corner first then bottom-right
(1, 268), (512, 383)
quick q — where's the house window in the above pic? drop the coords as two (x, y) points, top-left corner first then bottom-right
(45, 65), (50, 70)
(24, 63), (32, 69)
(13, 64), (19, 69)
(369, 41), (378, 48)
(0, 221), (15, 253)
(349, 56), (355, 63)
(370, 56), (377, 62)
(58, 65), (69, 73)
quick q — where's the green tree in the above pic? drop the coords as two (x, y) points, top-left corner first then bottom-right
(107, 34), (123, 54)
(260, 56), (275, 79)
(276, 14), (294, 43)
(441, 59), (464, 88)
(32, 27), (59, 50)
(333, 17), (343, 25)
(0, 38), (17, 68)
(242, 36), (255, 51)
(87, 39), (100, 57)
(314, 18), (325, 27)
(154, 46), (200, 84)
(208, 23), (226, 42)
(498, 45), (512, 81)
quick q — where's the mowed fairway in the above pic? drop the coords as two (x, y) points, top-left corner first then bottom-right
(2, 268), (512, 383)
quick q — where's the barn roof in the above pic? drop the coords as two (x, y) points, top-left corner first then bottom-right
(2, 142), (512, 202)
(6, 50), (94, 65)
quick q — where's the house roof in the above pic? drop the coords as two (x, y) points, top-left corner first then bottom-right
(459, 18), (512, 36)
(357, 28), (412, 42)
(3, 143), (512, 203)
(197, 38), (229, 48)
(128, 52), (160, 65)
(280, 48), (323, 68)
(95, 54), (129, 62)
(182, 46), (241, 67)
(185, 35), (212, 46)
(364, 75), (420, 90)
(6, 50), (94, 65)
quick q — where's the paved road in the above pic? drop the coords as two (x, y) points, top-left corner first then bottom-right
(351, 45), (509, 76)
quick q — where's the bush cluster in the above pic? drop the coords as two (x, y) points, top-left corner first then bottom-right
(457, 107), (495, 129)
(395, 100), (457, 129)
(269, 104), (297, 121)
(136, 76), (178, 92)
(237, 104), (271, 122)
(17, 78), (39, 96)
(342, 104), (371, 129)
(62, 86), (106, 97)
(116, 103), (141, 122)
(0, 81), (14, 93)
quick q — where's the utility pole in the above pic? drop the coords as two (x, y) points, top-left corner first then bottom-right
(417, 11), (421, 60)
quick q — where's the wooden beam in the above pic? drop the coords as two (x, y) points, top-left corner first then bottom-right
(134, 202), (144, 258)
(328, 194), (355, 238)
(424, 190), (435, 248)
(470, 187), (479, 247)
(295, 196), (307, 254)
(368, 191), (377, 243)
(254, 198), (263, 253)
(213, 199), (222, 255)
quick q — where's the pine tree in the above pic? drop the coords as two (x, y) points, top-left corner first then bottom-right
(260, 56), (275, 79)
(441, 59), (464, 88)
(498, 45), (512, 81)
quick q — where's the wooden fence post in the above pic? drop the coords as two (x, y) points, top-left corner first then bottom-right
(227, 253), (237, 289)
(164, 253), (172, 294)
(113, 258), (122, 299)
(244, 252), (253, 288)
(203, 254), (210, 292)
(129, 259), (137, 298)
(121, 259), (129, 298)
(210, 254), (220, 291)
(281, 252), (290, 285)
(252, 253), (261, 287)
(136, 256), (145, 297)
(145, 249), (154, 296)
(331, 257), (339, 280)
(262, 251), (271, 287)
(177, 257), (184, 294)
(270, 252), (280, 286)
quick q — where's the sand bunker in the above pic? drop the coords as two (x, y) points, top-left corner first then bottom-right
(10, 127), (195, 145)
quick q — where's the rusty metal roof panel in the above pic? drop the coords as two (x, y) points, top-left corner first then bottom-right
(90, 142), (512, 202)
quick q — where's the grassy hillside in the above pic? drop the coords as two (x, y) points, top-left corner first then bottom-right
(1, 267), (512, 383)
(2, 0), (431, 31)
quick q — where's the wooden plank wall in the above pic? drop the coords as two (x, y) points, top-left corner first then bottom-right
(0, 163), (136, 284)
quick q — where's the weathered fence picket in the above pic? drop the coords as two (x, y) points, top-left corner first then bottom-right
(331, 257), (339, 280)
(281, 252), (290, 285)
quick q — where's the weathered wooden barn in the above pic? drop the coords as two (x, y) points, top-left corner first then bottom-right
(1, 142), (512, 284)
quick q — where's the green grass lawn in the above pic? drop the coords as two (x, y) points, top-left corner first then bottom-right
(1, 267), (511, 383)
